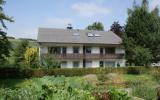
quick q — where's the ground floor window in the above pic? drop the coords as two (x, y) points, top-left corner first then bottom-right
(61, 61), (67, 68)
(105, 61), (115, 67)
(85, 61), (92, 68)
(73, 61), (79, 68)
(100, 61), (104, 67)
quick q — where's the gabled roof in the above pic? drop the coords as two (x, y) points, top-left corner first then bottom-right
(37, 28), (122, 45)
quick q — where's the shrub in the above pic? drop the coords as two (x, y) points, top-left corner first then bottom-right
(108, 89), (130, 100)
(132, 83), (157, 100)
(24, 47), (39, 68)
(126, 67), (143, 74)
(0, 76), (95, 100)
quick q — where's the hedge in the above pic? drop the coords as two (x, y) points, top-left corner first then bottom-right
(0, 67), (159, 79)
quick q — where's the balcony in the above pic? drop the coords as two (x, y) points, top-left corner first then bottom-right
(42, 54), (124, 60)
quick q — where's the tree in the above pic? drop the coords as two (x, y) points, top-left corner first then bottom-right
(110, 21), (124, 37)
(0, 0), (13, 65)
(86, 22), (104, 31)
(123, 0), (160, 65)
(24, 47), (39, 68)
(14, 40), (29, 67)
(42, 54), (60, 69)
(132, 47), (153, 66)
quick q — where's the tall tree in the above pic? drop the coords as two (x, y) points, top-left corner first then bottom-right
(86, 22), (104, 31)
(110, 21), (124, 37)
(14, 40), (29, 67)
(123, 0), (160, 65)
(0, 0), (13, 65)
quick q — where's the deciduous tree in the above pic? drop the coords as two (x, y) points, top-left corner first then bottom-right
(86, 22), (104, 31)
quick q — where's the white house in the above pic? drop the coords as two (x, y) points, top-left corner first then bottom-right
(37, 28), (125, 68)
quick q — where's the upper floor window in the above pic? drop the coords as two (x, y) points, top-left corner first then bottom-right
(105, 47), (115, 54)
(86, 47), (92, 54)
(62, 47), (66, 54)
(73, 47), (79, 53)
(49, 47), (61, 54)
(100, 48), (104, 55)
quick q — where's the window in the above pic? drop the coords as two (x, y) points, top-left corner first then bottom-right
(73, 47), (79, 53)
(62, 47), (66, 54)
(94, 33), (101, 37)
(86, 47), (92, 54)
(100, 61), (104, 67)
(61, 61), (67, 68)
(87, 33), (94, 37)
(73, 33), (80, 36)
(105, 61), (115, 67)
(86, 61), (92, 68)
(49, 47), (61, 54)
(105, 47), (115, 54)
(73, 61), (79, 68)
(100, 48), (103, 55)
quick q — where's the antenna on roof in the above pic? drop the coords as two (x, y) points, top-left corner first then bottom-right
(67, 24), (73, 29)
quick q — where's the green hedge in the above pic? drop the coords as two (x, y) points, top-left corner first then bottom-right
(0, 67), (159, 79)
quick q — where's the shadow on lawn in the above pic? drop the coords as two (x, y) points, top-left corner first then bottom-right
(0, 79), (25, 89)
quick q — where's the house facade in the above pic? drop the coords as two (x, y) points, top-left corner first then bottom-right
(37, 28), (125, 68)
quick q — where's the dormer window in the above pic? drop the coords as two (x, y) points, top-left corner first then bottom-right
(73, 33), (80, 36)
(94, 33), (101, 37)
(87, 33), (94, 37)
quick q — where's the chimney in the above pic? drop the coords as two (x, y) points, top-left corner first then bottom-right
(67, 24), (73, 29)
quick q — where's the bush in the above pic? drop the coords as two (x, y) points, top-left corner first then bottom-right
(108, 89), (130, 100)
(132, 83), (157, 100)
(0, 76), (95, 100)
(0, 67), (159, 79)
(126, 67), (143, 74)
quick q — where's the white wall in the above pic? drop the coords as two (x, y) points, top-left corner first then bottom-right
(63, 60), (83, 68)
(40, 46), (48, 54)
(115, 59), (126, 67)
(66, 46), (83, 54)
(67, 46), (73, 54)
(91, 60), (99, 68)
(92, 47), (100, 54)
(115, 48), (125, 54)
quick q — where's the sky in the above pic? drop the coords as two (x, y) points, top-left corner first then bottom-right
(3, 0), (160, 39)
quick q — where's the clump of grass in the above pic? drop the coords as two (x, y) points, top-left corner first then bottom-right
(131, 83), (157, 100)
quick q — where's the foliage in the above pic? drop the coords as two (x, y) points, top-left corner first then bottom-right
(0, 76), (95, 100)
(123, 0), (160, 65)
(110, 21), (124, 37)
(131, 82), (157, 100)
(132, 47), (153, 66)
(0, 0), (13, 65)
(41, 54), (60, 69)
(126, 67), (143, 75)
(13, 40), (29, 67)
(108, 89), (130, 100)
(86, 22), (104, 31)
(24, 47), (39, 68)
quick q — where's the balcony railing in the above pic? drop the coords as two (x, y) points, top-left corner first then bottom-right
(42, 53), (124, 60)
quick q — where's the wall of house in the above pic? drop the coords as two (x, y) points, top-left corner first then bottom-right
(115, 48), (125, 54)
(40, 46), (48, 54)
(92, 47), (100, 54)
(61, 60), (83, 68)
(66, 46), (83, 54)
(91, 60), (99, 68)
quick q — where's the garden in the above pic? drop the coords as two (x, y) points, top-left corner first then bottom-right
(0, 67), (160, 100)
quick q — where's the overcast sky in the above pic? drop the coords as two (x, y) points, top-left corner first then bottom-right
(3, 0), (160, 39)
